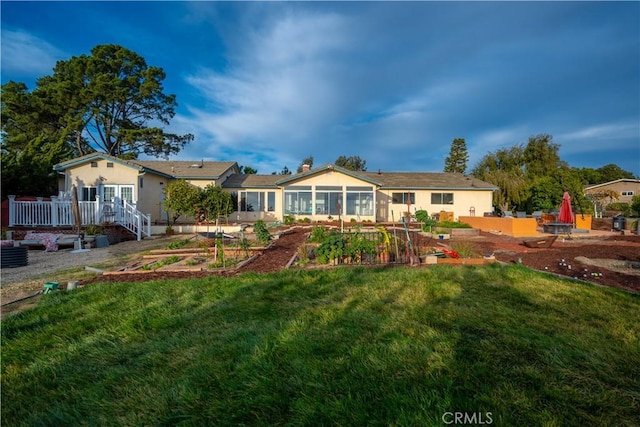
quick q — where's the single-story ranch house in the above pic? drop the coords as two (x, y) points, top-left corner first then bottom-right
(52, 153), (498, 225)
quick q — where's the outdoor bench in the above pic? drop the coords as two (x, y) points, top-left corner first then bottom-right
(17, 233), (81, 252)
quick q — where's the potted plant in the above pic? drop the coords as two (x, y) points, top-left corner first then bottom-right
(84, 224), (104, 237)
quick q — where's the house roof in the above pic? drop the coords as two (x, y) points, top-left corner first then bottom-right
(359, 171), (497, 190)
(584, 179), (640, 191)
(273, 164), (496, 190)
(222, 174), (281, 189)
(53, 152), (238, 179)
(275, 163), (383, 186)
(135, 160), (238, 179)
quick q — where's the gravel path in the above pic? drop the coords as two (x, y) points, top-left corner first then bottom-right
(1, 235), (188, 305)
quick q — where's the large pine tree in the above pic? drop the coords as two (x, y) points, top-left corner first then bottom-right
(444, 138), (469, 173)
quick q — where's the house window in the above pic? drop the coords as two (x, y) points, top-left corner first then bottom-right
(284, 186), (312, 215)
(431, 192), (454, 205)
(346, 186), (374, 216)
(621, 191), (634, 196)
(107, 162), (114, 168)
(240, 191), (262, 212)
(267, 192), (275, 212)
(315, 186), (343, 215)
(82, 187), (97, 201)
(238, 191), (276, 212)
(90, 161), (98, 168)
(392, 192), (415, 204)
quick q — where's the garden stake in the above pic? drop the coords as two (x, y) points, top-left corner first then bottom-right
(391, 210), (400, 262)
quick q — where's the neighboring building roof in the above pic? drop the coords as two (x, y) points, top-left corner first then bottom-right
(223, 174), (281, 189)
(53, 152), (238, 179)
(584, 179), (640, 191)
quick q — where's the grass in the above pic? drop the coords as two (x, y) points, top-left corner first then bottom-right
(2, 265), (639, 426)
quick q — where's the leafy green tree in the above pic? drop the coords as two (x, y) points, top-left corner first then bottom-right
(596, 164), (636, 182)
(163, 180), (202, 225)
(335, 155), (367, 171)
(272, 166), (292, 175)
(1, 81), (77, 196)
(239, 165), (257, 174)
(297, 156), (314, 173)
(631, 195), (640, 216)
(523, 134), (564, 178)
(471, 146), (527, 213)
(1, 44), (193, 197)
(199, 184), (234, 222)
(443, 138), (468, 173)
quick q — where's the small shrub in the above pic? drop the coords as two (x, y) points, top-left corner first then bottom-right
(283, 215), (295, 225)
(253, 220), (272, 244)
(300, 217), (311, 223)
(350, 218), (357, 223)
(239, 237), (250, 256)
(607, 202), (632, 216)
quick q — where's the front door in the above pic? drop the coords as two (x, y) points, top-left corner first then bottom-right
(102, 185), (135, 222)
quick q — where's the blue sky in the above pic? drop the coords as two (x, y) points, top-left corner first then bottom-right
(2, 1), (639, 176)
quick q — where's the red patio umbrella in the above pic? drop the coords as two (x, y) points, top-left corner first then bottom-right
(558, 191), (574, 224)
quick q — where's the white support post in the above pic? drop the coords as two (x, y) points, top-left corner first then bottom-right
(8, 195), (16, 226)
(51, 196), (59, 227)
(95, 195), (102, 224)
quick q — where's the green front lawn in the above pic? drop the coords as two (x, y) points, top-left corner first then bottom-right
(2, 265), (638, 426)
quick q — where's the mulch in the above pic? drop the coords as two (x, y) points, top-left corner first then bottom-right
(82, 228), (640, 293)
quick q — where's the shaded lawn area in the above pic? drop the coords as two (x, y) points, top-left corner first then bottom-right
(2, 264), (639, 426)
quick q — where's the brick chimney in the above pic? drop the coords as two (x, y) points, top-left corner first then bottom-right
(302, 164), (310, 173)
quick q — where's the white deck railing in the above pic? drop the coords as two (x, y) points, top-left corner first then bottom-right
(7, 195), (151, 240)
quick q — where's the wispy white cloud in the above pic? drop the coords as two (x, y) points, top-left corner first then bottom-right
(558, 121), (639, 144)
(180, 10), (354, 168)
(0, 29), (65, 77)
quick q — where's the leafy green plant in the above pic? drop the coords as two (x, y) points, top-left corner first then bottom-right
(141, 255), (180, 270)
(167, 239), (190, 249)
(415, 210), (436, 232)
(309, 226), (329, 243)
(253, 220), (272, 245)
(283, 215), (295, 225)
(345, 228), (378, 263)
(84, 224), (104, 235)
(239, 237), (250, 257)
(315, 232), (346, 264)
